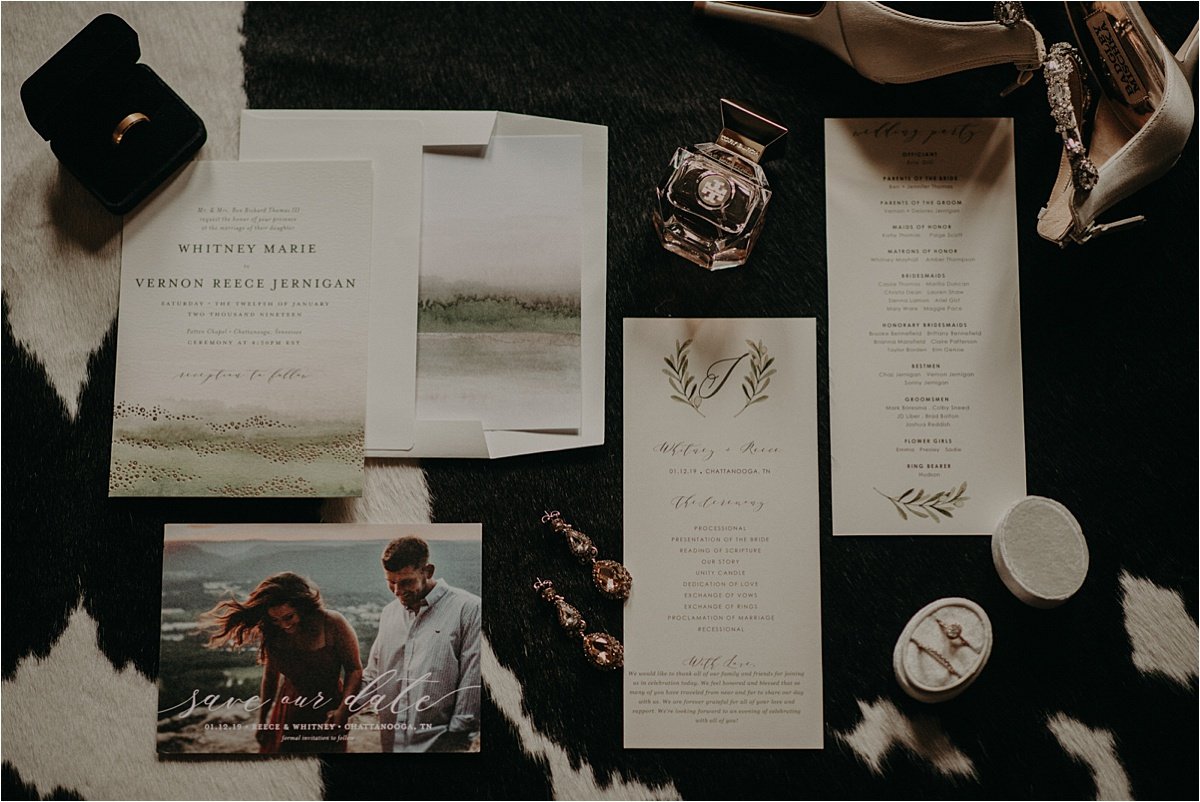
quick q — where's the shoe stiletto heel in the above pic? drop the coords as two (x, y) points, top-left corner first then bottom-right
(1037, 2), (1196, 246)
(693, 1), (1045, 91)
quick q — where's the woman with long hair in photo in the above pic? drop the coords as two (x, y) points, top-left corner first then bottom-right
(203, 572), (363, 753)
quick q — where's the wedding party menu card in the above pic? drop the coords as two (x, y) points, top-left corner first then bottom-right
(825, 118), (1026, 535)
(623, 318), (823, 749)
(110, 161), (372, 497)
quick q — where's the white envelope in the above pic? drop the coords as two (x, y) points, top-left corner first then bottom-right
(240, 110), (607, 459)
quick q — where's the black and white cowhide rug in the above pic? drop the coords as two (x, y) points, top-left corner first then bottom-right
(3, 2), (1196, 799)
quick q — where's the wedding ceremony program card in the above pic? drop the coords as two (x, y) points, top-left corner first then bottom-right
(825, 118), (1026, 535)
(110, 160), (372, 497)
(623, 318), (823, 749)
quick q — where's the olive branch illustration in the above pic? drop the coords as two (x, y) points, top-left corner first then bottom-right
(735, 339), (774, 417)
(664, 339), (704, 416)
(874, 481), (969, 523)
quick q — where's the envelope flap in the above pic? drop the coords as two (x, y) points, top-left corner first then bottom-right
(241, 109), (497, 149)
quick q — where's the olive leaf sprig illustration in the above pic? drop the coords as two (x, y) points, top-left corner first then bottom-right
(664, 339), (704, 416)
(735, 339), (774, 417)
(875, 482), (969, 523)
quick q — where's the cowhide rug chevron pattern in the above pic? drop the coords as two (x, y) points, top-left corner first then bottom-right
(2, 3), (1196, 799)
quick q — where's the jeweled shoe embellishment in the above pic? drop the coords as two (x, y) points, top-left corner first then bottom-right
(534, 578), (625, 670)
(1044, 42), (1099, 193)
(1036, 4), (1187, 246)
(993, 2), (1026, 29)
(542, 510), (633, 601)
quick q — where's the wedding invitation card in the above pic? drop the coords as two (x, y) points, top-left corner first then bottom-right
(157, 523), (482, 753)
(825, 118), (1026, 535)
(623, 318), (823, 749)
(110, 161), (372, 497)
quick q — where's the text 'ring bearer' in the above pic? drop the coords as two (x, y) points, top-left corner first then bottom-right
(542, 510), (633, 601)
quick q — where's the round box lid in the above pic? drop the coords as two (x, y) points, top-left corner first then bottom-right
(992, 496), (1088, 608)
(894, 597), (992, 703)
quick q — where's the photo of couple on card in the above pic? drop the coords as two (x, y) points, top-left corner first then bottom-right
(156, 524), (481, 754)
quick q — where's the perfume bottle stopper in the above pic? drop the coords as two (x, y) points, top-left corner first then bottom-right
(653, 99), (787, 271)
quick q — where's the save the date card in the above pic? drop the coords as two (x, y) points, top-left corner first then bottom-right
(157, 523), (482, 754)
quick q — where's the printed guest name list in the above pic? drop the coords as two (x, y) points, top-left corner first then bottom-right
(825, 118), (1026, 535)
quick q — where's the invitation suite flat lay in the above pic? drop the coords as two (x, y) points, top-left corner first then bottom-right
(240, 110), (608, 459)
(110, 160), (372, 497)
(825, 118), (1026, 535)
(157, 523), (482, 754)
(623, 318), (823, 749)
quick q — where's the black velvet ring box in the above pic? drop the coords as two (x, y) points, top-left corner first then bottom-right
(20, 14), (207, 215)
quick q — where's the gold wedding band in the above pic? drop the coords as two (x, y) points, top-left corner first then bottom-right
(112, 112), (151, 146)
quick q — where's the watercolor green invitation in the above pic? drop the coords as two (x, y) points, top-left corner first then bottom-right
(110, 160), (373, 497)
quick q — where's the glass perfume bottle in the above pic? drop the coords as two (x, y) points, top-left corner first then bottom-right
(654, 98), (787, 271)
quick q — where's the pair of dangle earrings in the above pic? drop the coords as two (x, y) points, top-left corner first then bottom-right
(533, 511), (632, 670)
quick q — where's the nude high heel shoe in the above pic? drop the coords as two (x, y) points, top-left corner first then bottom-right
(1036, 2), (1196, 245)
(694, 1), (1045, 91)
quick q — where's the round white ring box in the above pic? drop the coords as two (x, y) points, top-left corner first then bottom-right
(992, 495), (1089, 608)
(894, 597), (992, 703)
